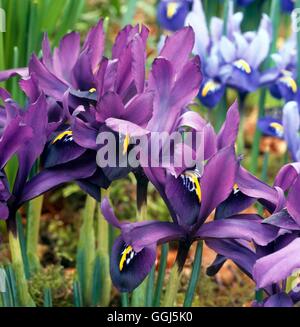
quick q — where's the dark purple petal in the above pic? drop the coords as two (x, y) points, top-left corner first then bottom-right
(178, 111), (206, 131)
(217, 100), (240, 150)
(131, 34), (146, 93)
(0, 68), (28, 82)
(72, 118), (98, 150)
(199, 146), (237, 223)
(19, 74), (41, 103)
(286, 175), (300, 225)
(147, 57), (173, 133)
(263, 209), (300, 231)
(0, 202), (9, 220)
(202, 123), (217, 160)
(253, 238), (300, 288)
(43, 131), (87, 168)
(82, 20), (105, 73)
(159, 27), (195, 74)
(13, 95), (48, 195)
(71, 50), (95, 91)
(101, 197), (122, 229)
(236, 166), (283, 213)
(196, 214), (279, 246)
(29, 55), (68, 100)
(19, 152), (97, 205)
(165, 173), (200, 227)
(169, 56), (202, 111)
(96, 91), (124, 122)
(215, 190), (256, 220)
(0, 117), (33, 169)
(264, 293), (294, 307)
(122, 220), (186, 252)
(123, 92), (153, 126)
(206, 239), (256, 278)
(274, 162), (300, 192)
(110, 236), (156, 292)
(54, 32), (81, 83)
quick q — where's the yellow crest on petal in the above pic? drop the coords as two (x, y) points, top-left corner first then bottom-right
(89, 88), (97, 93)
(119, 245), (133, 271)
(270, 122), (284, 135)
(184, 171), (202, 203)
(201, 80), (220, 97)
(52, 131), (73, 144)
(123, 134), (130, 155)
(280, 76), (298, 93)
(167, 2), (180, 18)
(234, 59), (251, 74)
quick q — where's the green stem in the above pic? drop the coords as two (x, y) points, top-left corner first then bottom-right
(222, 0), (232, 35)
(153, 243), (169, 307)
(145, 266), (155, 307)
(95, 193), (112, 307)
(131, 200), (148, 306)
(216, 92), (227, 132)
(261, 151), (270, 183)
(250, 88), (266, 174)
(255, 289), (264, 303)
(76, 194), (96, 306)
(8, 231), (34, 306)
(162, 263), (181, 307)
(183, 241), (203, 307)
(121, 292), (129, 307)
(26, 196), (43, 274)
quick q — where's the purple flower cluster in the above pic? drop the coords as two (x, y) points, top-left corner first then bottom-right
(0, 20), (299, 307)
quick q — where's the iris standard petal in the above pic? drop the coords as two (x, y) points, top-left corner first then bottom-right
(165, 172), (201, 227)
(217, 100), (240, 149)
(159, 26), (195, 74)
(198, 145), (237, 224)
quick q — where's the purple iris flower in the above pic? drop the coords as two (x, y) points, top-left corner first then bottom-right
(245, 163), (300, 305)
(207, 163), (300, 307)
(157, 0), (193, 31)
(267, 37), (298, 102)
(101, 98), (279, 292)
(258, 100), (300, 162)
(0, 84), (102, 231)
(186, 0), (272, 108)
(0, 21), (154, 186)
(207, 234), (300, 307)
(101, 146), (278, 292)
(0, 93), (33, 219)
